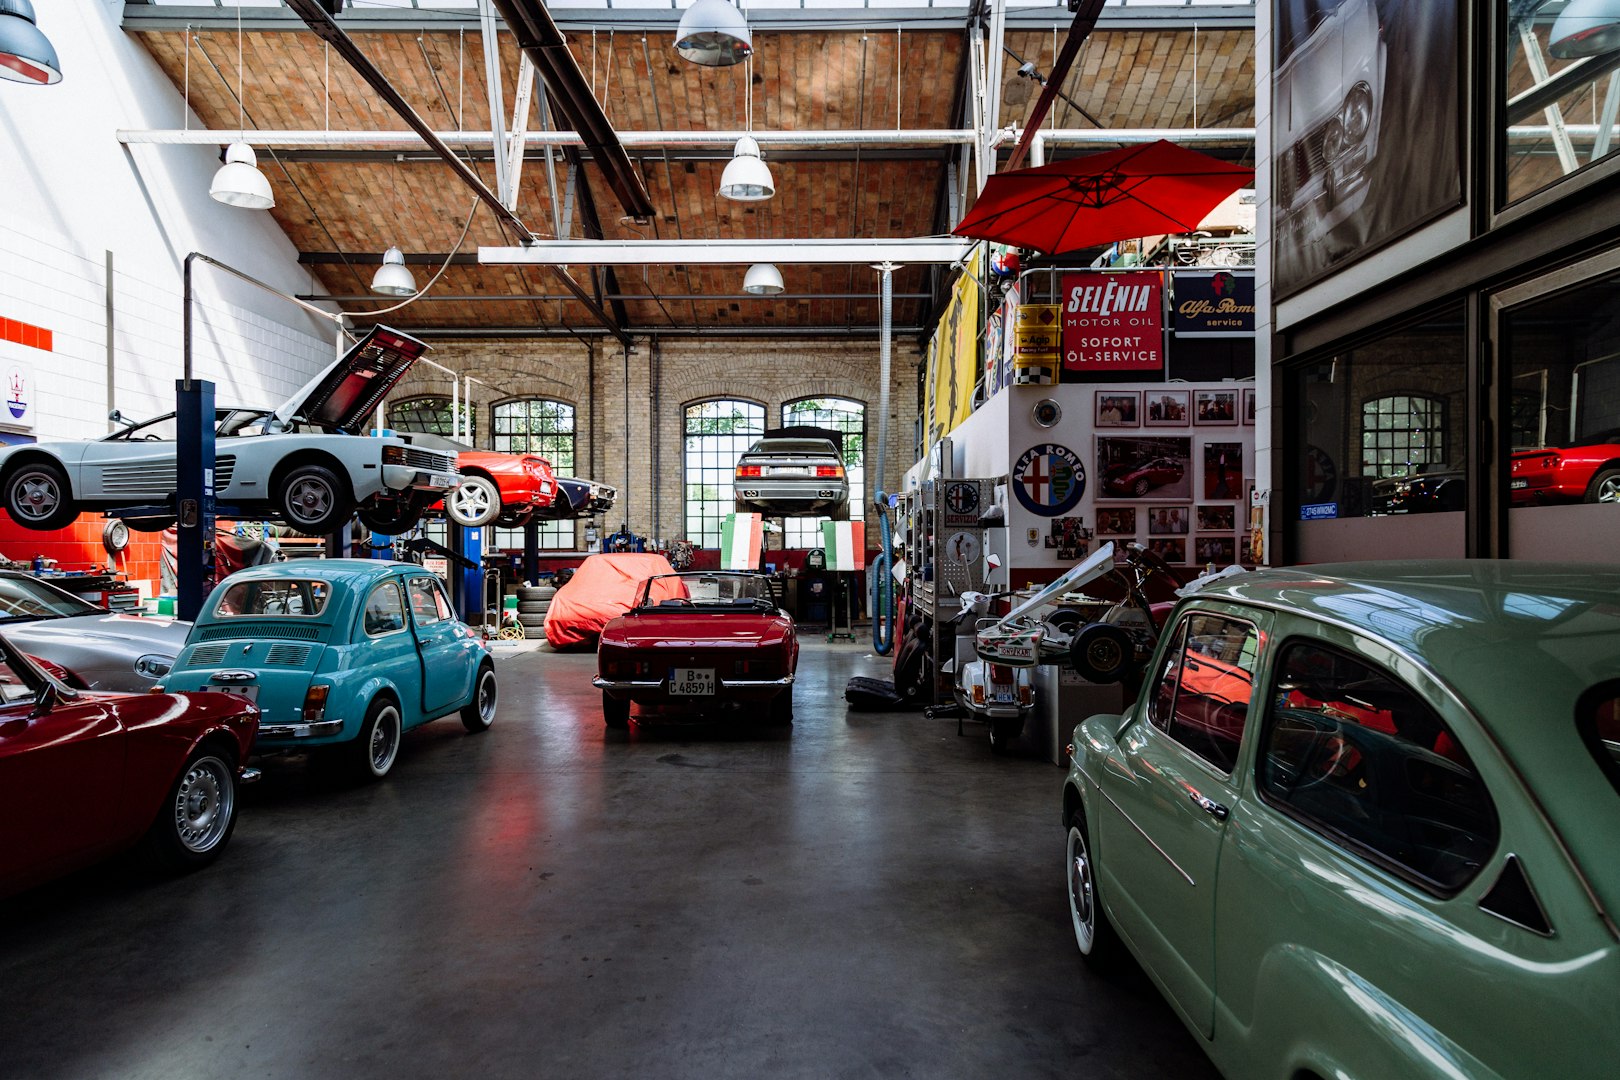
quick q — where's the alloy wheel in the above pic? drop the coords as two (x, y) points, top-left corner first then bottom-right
(174, 756), (235, 854)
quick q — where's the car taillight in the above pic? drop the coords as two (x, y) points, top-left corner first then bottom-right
(815, 465), (844, 478)
(737, 465), (763, 478)
(303, 684), (330, 723)
(971, 683), (986, 705)
(1019, 684), (1034, 707)
(1544, 455), (1559, 470)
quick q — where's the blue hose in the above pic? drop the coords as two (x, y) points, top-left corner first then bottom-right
(871, 492), (895, 655)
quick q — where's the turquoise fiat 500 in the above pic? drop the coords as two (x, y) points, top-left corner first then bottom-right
(161, 560), (496, 780)
(1063, 561), (1620, 1080)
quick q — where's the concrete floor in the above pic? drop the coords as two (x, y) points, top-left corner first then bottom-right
(0, 641), (1218, 1080)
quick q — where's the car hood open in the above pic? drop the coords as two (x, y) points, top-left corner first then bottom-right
(272, 325), (430, 435)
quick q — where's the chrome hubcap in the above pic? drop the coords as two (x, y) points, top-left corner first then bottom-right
(1068, 826), (1095, 949)
(175, 757), (233, 853)
(16, 473), (59, 518)
(453, 485), (492, 515)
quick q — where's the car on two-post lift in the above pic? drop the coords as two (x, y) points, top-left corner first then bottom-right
(0, 327), (461, 538)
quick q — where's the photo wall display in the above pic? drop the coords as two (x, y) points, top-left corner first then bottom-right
(1091, 429), (1253, 568)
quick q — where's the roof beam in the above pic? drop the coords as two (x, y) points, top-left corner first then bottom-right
(387, 325), (929, 339)
(479, 239), (975, 266)
(299, 292), (935, 303)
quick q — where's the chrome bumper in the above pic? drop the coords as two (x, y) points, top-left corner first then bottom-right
(592, 675), (795, 692)
(257, 718), (345, 738)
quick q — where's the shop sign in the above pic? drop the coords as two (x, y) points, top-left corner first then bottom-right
(3, 361), (34, 430)
(1174, 271), (1256, 336)
(1060, 271), (1164, 373)
(1012, 444), (1086, 516)
(942, 481), (983, 527)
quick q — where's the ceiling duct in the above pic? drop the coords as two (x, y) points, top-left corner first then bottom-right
(489, 0), (656, 222)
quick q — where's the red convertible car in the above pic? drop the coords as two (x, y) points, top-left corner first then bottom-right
(0, 631), (259, 898)
(1102, 456), (1186, 497)
(592, 572), (798, 729)
(441, 450), (558, 528)
(1511, 430), (1620, 506)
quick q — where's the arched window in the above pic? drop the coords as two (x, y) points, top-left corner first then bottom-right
(493, 398), (577, 550)
(781, 397), (866, 548)
(685, 399), (766, 548)
(388, 396), (475, 442)
(1361, 394), (1446, 478)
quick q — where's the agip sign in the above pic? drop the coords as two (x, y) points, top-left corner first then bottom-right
(1059, 271), (1164, 374)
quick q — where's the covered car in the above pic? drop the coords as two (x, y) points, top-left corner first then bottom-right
(544, 553), (678, 650)
(0, 570), (188, 690)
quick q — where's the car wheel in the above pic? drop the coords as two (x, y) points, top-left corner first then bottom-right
(1066, 805), (1120, 968)
(124, 516), (176, 533)
(3, 460), (77, 531)
(358, 498), (426, 535)
(446, 474), (502, 528)
(352, 697), (402, 780)
(460, 663), (497, 733)
(829, 500), (851, 522)
(602, 690), (630, 730)
(1070, 623), (1134, 684)
(1132, 477), (1150, 497)
(768, 685), (794, 726)
(144, 747), (239, 871)
(1585, 467), (1620, 504)
(278, 464), (354, 534)
(1044, 609), (1082, 636)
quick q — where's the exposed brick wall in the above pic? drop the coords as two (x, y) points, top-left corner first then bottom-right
(387, 336), (921, 549)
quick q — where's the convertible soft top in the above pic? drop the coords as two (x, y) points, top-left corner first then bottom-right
(545, 553), (680, 650)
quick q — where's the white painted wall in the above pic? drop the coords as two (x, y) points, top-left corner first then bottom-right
(1255, 0), (1274, 565)
(0, 0), (337, 441)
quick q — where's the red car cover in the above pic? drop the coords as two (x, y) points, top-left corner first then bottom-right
(545, 553), (681, 650)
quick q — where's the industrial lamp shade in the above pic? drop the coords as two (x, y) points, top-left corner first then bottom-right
(0, 0), (61, 85)
(719, 136), (775, 201)
(675, 0), (753, 67)
(1551, 0), (1620, 58)
(371, 246), (417, 297)
(742, 263), (784, 295)
(209, 142), (275, 209)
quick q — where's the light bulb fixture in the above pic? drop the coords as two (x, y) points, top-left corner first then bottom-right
(0, 0), (58, 84)
(1550, 0), (1620, 58)
(675, 0), (753, 67)
(209, 141), (275, 209)
(370, 246), (417, 297)
(719, 136), (775, 201)
(742, 263), (784, 295)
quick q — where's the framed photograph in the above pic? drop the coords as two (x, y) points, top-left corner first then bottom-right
(1143, 390), (1190, 427)
(1242, 388), (1256, 426)
(1095, 506), (1137, 536)
(1195, 535), (1237, 565)
(1203, 442), (1243, 500)
(1146, 505), (1191, 536)
(1196, 504), (1236, 531)
(1096, 435), (1193, 500)
(1195, 389), (1238, 426)
(1240, 534), (1253, 564)
(1094, 391), (1140, 428)
(1147, 538), (1186, 564)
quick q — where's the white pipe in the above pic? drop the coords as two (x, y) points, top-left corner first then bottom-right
(116, 127), (986, 148)
(480, 238), (974, 266)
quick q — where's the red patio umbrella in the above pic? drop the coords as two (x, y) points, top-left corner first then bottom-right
(952, 140), (1254, 256)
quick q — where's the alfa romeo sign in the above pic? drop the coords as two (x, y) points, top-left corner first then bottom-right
(1013, 444), (1085, 516)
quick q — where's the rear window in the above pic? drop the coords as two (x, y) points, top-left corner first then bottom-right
(215, 580), (330, 617)
(746, 439), (836, 455)
(1579, 683), (1620, 798)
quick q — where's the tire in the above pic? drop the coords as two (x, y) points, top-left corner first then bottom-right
(124, 516), (176, 533)
(1044, 609), (1082, 635)
(351, 696), (403, 781)
(143, 746), (239, 871)
(358, 498), (427, 535)
(446, 473), (502, 528)
(768, 684), (794, 726)
(278, 463), (354, 534)
(1132, 477), (1150, 497)
(495, 509), (535, 529)
(518, 613), (547, 630)
(1071, 623), (1134, 684)
(829, 499), (851, 522)
(1066, 805), (1121, 970)
(989, 716), (1024, 755)
(460, 663), (497, 732)
(1585, 467), (1620, 504)
(603, 690), (630, 729)
(3, 460), (77, 531)
(516, 586), (555, 602)
(517, 600), (549, 614)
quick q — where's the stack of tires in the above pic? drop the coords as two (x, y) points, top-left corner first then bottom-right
(515, 584), (555, 635)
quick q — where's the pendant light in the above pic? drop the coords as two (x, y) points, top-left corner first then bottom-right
(371, 246), (418, 297)
(0, 0), (60, 85)
(675, 0), (752, 67)
(1550, 0), (1620, 58)
(719, 56), (773, 201)
(742, 263), (783, 295)
(210, 3), (273, 209)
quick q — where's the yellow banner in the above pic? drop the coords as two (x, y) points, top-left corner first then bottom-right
(926, 268), (981, 445)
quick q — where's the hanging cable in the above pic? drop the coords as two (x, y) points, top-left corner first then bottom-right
(341, 198), (480, 319)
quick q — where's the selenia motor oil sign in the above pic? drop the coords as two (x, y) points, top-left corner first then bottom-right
(1060, 271), (1164, 373)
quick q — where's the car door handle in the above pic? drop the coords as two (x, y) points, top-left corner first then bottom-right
(1188, 789), (1229, 821)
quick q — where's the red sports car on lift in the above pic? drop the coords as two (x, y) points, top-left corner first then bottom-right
(0, 631), (260, 898)
(441, 450), (558, 528)
(592, 572), (799, 729)
(1510, 429), (1620, 506)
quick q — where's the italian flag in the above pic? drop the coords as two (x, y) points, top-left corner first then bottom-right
(721, 513), (764, 570)
(822, 520), (866, 570)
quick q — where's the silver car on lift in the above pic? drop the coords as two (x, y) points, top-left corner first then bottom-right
(733, 429), (850, 520)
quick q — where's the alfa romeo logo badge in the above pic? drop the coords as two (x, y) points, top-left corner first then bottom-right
(944, 482), (979, 516)
(1013, 443), (1085, 516)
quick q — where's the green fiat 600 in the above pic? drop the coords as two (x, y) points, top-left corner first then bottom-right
(161, 560), (496, 780)
(1063, 561), (1619, 1080)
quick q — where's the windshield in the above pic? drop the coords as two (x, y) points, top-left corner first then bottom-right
(103, 408), (272, 442)
(0, 576), (100, 622)
(215, 579), (331, 617)
(636, 573), (775, 612)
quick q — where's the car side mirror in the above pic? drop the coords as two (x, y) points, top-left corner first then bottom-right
(31, 682), (58, 717)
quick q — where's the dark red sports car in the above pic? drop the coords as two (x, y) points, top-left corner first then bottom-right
(440, 450), (558, 528)
(1510, 429), (1620, 506)
(1102, 456), (1186, 497)
(0, 632), (259, 898)
(592, 572), (798, 729)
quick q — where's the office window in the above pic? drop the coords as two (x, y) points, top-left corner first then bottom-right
(388, 396), (474, 441)
(1361, 395), (1446, 478)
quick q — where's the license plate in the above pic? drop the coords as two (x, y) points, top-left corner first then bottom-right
(669, 668), (715, 696)
(211, 685), (259, 703)
(1510, 479), (1527, 489)
(994, 686), (1015, 703)
(769, 466), (809, 476)
(433, 472), (459, 488)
